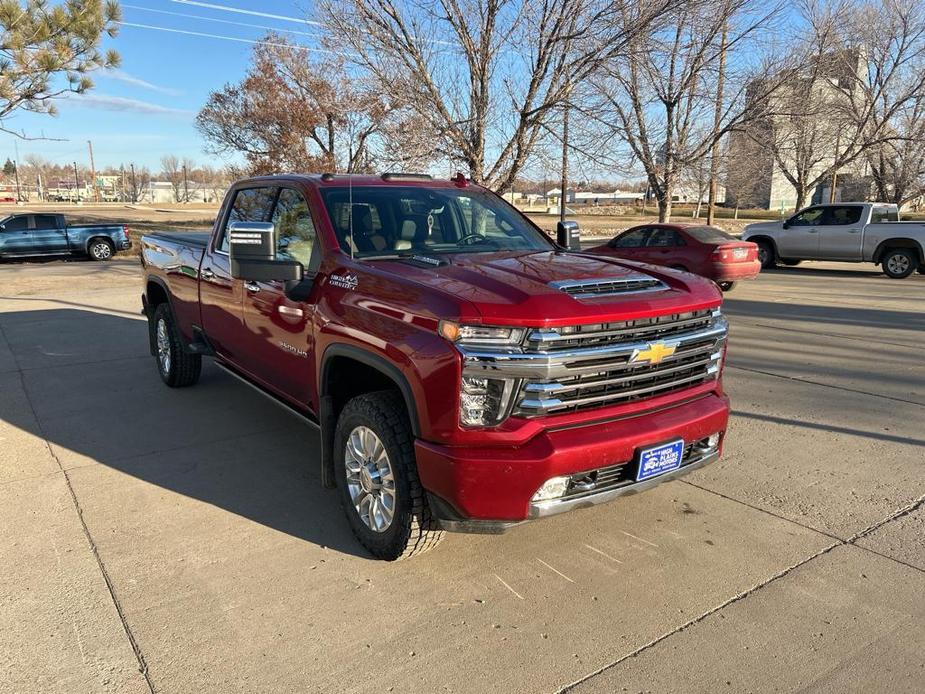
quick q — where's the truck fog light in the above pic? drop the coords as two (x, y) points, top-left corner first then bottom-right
(459, 377), (515, 427)
(531, 476), (571, 502)
(707, 433), (721, 448)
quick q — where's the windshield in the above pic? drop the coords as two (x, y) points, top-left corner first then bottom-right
(319, 185), (553, 258)
(684, 226), (736, 243)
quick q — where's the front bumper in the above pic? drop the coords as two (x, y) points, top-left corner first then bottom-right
(118, 239), (132, 250)
(416, 392), (729, 531)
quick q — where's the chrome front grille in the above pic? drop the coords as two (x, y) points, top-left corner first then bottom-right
(459, 308), (727, 418)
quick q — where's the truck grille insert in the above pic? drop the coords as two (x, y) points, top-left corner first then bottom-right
(513, 309), (726, 416)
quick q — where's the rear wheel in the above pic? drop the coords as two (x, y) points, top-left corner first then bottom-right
(334, 391), (444, 560)
(755, 240), (776, 269)
(88, 239), (114, 261)
(717, 281), (737, 292)
(881, 249), (916, 279)
(152, 304), (201, 387)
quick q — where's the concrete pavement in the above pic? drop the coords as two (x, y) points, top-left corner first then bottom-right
(0, 259), (922, 693)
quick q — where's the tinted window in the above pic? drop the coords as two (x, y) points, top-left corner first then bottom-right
(646, 229), (685, 247)
(789, 207), (824, 226)
(823, 206), (862, 225)
(614, 228), (648, 248)
(1, 216), (29, 231)
(685, 225), (736, 243)
(33, 215), (61, 229)
(218, 187), (277, 252)
(272, 188), (318, 270)
(871, 207), (898, 223)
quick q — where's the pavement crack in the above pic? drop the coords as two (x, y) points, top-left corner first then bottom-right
(1, 316), (156, 694)
(558, 492), (925, 693)
(726, 364), (925, 407)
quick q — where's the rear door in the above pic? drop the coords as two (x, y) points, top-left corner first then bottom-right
(242, 185), (322, 404)
(30, 214), (69, 253)
(817, 205), (864, 260)
(0, 215), (31, 253)
(200, 185), (278, 363)
(609, 227), (651, 261)
(778, 206), (824, 258)
(639, 228), (688, 268)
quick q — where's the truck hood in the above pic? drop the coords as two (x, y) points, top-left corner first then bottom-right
(370, 251), (722, 326)
(742, 221), (784, 237)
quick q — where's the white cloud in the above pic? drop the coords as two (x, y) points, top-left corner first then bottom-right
(69, 93), (193, 116)
(103, 69), (183, 96)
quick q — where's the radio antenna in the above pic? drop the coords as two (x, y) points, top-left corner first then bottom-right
(348, 172), (354, 261)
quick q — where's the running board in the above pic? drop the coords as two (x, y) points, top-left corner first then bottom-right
(213, 361), (319, 429)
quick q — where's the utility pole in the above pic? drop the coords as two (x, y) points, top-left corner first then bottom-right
(120, 165), (126, 202)
(73, 162), (81, 203)
(182, 163), (189, 203)
(829, 131), (841, 203)
(87, 140), (99, 203)
(706, 24), (728, 226)
(130, 163), (137, 203)
(560, 100), (570, 223)
(12, 160), (21, 203)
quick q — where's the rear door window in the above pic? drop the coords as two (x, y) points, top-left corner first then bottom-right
(33, 215), (61, 229)
(646, 229), (685, 247)
(822, 206), (862, 226)
(217, 187), (278, 252)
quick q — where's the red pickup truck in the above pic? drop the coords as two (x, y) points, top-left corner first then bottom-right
(141, 174), (729, 560)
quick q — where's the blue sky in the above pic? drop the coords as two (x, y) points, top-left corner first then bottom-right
(0, 1), (320, 171)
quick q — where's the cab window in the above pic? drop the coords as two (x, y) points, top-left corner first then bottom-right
(822, 206), (862, 225)
(1, 216), (29, 232)
(217, 187), (277, 252)
(788, 207), (824, 227)
(272, 188), (319, 271)
(870, 207), (898, 223)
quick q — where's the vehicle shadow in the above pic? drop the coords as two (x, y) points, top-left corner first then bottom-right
(0, 307), (369, 559)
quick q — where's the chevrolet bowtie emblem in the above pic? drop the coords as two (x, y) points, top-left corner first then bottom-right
(630, 342), (677, 365)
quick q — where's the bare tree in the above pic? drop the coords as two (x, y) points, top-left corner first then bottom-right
(160, 155), (184, 203)
(591, 0), (788, 221)
(319, 0), (680, 192)
(867, 99), (925, 205)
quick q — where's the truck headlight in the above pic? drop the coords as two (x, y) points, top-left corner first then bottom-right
(460, 376), (516, 427)
(439, 321), (525, 347)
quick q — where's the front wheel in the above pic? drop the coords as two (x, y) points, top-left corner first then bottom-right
(881, 249), (916, 279)
(717, 281), (737, 292)
(152, 304), (201, 387)
(756, 240), (776, 269)
(334, 391), (444, 560)
(88, 239), (114, 261)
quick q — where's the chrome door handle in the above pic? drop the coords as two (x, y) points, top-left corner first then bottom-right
(244, 281), (261, 293)
(201, 268), (215, 280)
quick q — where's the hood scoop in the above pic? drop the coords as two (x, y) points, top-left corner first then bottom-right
(550, 272), (667, 299)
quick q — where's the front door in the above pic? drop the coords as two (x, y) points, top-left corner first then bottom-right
(199, 185), (278, 364)
(242, 186), (322, 405)
(817, 205), (864, 260)
(778, 206), (824, 258)
(611, 227), (651, 261)
(0, 215), (33, 253)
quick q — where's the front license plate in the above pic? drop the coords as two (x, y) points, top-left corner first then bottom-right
(636, 440), (685, 482)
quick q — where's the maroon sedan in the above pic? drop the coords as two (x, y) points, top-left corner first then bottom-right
(588, 223), (761, 291)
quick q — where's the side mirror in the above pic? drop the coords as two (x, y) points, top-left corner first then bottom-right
(557, 220), (580, 250)
(229, 221), (302, 283)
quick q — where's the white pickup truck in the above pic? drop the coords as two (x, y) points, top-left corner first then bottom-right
(742, 203), (925, 279)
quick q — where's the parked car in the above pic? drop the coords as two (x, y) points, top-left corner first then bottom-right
(0, 213), (131, 261)
(587, 223), (760, 291)
(742, 202), (925, 278)
(141, 173), (730, 560)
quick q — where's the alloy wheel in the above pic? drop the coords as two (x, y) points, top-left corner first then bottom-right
(156, 318), (171, 375)
(344, 426), (396, 533)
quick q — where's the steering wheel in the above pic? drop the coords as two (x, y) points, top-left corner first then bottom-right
(457, 233), (490, 246)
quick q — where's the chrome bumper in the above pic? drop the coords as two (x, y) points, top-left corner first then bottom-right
(528, 449), (719, 519)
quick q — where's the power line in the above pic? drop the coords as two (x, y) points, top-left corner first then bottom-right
(117, 21), (345, 54)
(171, 0), (324, 27)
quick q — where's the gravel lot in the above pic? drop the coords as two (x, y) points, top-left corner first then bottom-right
(0, 257), (922, 693)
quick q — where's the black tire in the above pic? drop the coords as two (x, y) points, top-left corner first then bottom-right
(917, 265), (925, 275)
(780, 259), (801, 266)
(151, 304), (201, 387)
(334, 391), (444, 560)
(755, 240), (776, 269)
(881, 248), (916, 279)
(717, 281), (737, 292)
(88, 238), (114, 261)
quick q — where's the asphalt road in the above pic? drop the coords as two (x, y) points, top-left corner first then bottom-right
(1, 259), (923, 693)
